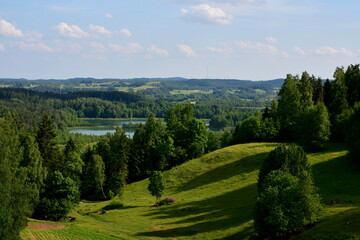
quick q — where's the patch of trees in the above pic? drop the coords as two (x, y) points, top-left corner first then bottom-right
(231, 72), (331, 151)
(0, 102), (223, 238)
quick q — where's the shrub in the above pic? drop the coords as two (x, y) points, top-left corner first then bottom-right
(157, 197), (176, 206)
(255, 170), (321, 239)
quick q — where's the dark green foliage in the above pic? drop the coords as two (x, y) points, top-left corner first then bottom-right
(255, 170), (321, 239)
(165, 104), (208, 163)
(345, 102), (360, 163)
(81, 149), (106, 200)
(277, 74), (302, 141)
(296, 103), (330, 151)
(34, 171), (79, 221)
(0, 116), (45, 240)
(345, 64), (360, 107)
(129, 114), (174, 182)
(61, 138), (84, 185)
(205, 131), (222, 153)
(94, 128), (129, 198)
(36, 113), (60, 170)
(255, 144), (321, 239)
(232, 117), (261, 144)
(148, 171), (166, 203)
(258, 144), (311, 187)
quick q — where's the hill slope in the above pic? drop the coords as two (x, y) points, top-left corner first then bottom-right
(22, 143), (360, 240)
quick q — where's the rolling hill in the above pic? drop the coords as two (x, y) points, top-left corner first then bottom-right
(21, 142), (360, 240)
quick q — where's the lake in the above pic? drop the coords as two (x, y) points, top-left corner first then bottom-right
(69, 119), (146, 137)
(69, 118), (210, 137)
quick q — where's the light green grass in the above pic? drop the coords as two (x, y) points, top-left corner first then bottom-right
(170, 89), (213, 95)
(22, 142), (360, 239)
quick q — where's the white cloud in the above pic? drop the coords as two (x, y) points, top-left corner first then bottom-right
(181, 4), (233, 25)
(265, 36), (277, 44)
(13, 42), (53, 52)
(118, 29), (132, 37)
(168, 0), (265, 5)
(108, 42), (143, 54)
(88, 42), (107, 53)
(89, 24), (112, 37)
(178, 44), (197, 57)
(0, 19), (23, 37)
(293, 46), (307, 55)
(54, 22), (89, 39)
(147, 45), (169, 56)
(236, 41), (288, 57)
(105, 13), (113, 19)
(0, 43), (4, 51)
(314, 46), (355, 57)
(206, 46), (233, 55)
(24, 31), (43, 42)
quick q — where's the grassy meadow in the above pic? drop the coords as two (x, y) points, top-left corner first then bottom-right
(22, 143), (360, 240)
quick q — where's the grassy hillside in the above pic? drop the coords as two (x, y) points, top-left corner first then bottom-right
(21, 143), (360, 240)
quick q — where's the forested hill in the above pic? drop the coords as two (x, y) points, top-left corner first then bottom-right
(0, 87), (146, 103)
(0, 77), (284, 97)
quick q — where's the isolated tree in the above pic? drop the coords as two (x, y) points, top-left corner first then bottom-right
(148, 171), (166, 204)
(255, 144), (321, 239)
(255, 170), (321, 239)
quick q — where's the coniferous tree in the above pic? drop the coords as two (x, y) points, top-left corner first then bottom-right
(36, 113), (60, 171)
(0, 115), (45, 239)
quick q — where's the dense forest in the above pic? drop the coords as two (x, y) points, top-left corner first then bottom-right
(2, 64), (360, 239)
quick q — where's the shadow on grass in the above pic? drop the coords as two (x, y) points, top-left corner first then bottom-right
(136, 183), (257, 238)
(312, 154), (360, 203)
(177, 153), (268, 192)
(297, 207), (360, 240)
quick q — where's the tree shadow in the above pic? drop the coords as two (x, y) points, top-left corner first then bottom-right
(176, 153), (267, 192)
(312, 154), (360, 203)
(136, 183), (257, 238)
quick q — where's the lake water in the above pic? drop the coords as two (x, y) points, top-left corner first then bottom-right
(69, 119), (145, 137)
(69, 118), (210, 137)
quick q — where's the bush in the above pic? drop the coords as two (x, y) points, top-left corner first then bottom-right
(258, 144), (311, 188)
(255, 170), (321, 239)
(255, 144), (321, 239)
(157, 197), (176, 206)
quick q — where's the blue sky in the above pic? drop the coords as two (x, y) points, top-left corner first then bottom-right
(0, 0), (359, 80)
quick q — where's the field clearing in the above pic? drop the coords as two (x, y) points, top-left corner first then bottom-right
(170, 89), (213, 95)
(22, 143), (360, 239)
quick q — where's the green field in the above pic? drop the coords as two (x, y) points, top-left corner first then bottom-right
(22, 143), (360, 239)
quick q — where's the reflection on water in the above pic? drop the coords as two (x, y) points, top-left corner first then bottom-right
(69, 118), (209, 137)
(69, 129), (134, 138)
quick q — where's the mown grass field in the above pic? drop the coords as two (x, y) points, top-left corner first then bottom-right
(22, 143), (360, 240)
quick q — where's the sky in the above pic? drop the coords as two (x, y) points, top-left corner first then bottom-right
(0, 0), (360, 80)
